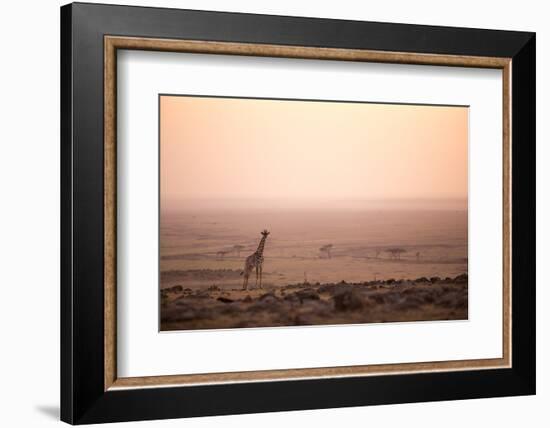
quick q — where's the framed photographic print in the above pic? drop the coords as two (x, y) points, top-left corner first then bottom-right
(61, 2), (535, 424)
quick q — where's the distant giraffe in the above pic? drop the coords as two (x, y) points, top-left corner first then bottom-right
(241, 230), (270, 290)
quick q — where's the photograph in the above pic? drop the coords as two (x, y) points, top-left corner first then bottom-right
(159, 95), (469, 331)
(55, 2), (536, 424)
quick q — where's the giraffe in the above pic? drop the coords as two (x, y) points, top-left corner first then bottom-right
(241, 229), (270, 290)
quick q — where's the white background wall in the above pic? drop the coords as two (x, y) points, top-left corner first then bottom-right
(0, 0), (546, 426)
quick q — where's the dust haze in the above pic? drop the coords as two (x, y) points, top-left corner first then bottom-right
(159, 96), (468, 331)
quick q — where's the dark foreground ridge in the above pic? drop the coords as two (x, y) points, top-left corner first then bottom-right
(160, 274), (468, 331)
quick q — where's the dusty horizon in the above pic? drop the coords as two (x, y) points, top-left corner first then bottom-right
(160, 95), (468, 211)
(160, 197), (468, 212)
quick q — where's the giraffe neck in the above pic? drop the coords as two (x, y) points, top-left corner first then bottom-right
(256, 236), (267, 256)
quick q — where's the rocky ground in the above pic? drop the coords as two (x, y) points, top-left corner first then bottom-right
(160, 274), (468, 331)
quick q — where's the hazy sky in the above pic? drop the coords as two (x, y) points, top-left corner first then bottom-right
(160, 95), (467, 209)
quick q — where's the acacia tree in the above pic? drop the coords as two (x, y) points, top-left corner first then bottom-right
(319, 244), (333, 259)
(386, 248), (406, 260)
(216, 250), (230, 260)
(232, 244), (245, 257)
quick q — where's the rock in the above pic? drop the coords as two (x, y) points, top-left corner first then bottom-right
(295, 288), (320, 303)
(370, 294), (386, 304)
(218, 303), (240, 315)
(283, 293), (300, 303)
(259, 293), (280, 303)
(317, 284), (337, 294)
(333, 289), (366, 311)
(293, 314), (316, 326)
(453, 273), (468, 283)
(395, 295), (424, 310)
(163, 306), (197, 322)
(247, 300), (283, 313)
(300, 299), (332, 315)
(424, 294), (435, 304)
(282, 289), (321, 304)
(382, 292), (402, 305)
(187, 290), (209, 299)
(439, 294), (458, 308)
(318, 283), (352, 295)
(217, 297), (234, 303)
(455, 295), (468, 310)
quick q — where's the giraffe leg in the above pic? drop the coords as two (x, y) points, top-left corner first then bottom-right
(255, 266), (259, 288)
(259, 265), (263, 289)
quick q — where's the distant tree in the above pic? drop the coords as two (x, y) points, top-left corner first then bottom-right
(232, 244), (245, 257)
(319, 244), (333, 259)
(216, 250), (230, 260)
(386, 248), (406, 260)
(415, 251), (421, 261)
(375, 250), (381, 259)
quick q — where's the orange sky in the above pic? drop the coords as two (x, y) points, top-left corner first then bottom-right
(160, 95), (468, 209)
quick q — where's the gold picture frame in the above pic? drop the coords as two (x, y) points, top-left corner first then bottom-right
(103, 35), (512, 391)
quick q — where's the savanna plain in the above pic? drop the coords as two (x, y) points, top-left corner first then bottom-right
(160, 204), (468, 331)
